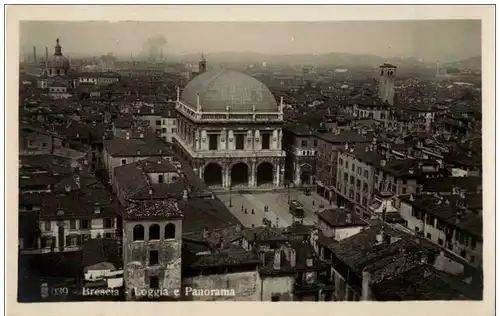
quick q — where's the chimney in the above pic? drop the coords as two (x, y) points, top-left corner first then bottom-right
(136, 149), (141, 155)
(202, 226), (209, 239)
(361, 270), (371, 301)
(125, 132), (130, 140)
(148, 188), (153, 196)
(409, 194), (415, 201)
(64, 184), (72, 192)
(33, 46), (37, 64)
(365, 146), (369, 152)
(408, 168), (414, 174)
(45, 47), (48, 67)
(94, 203), (101, 214)
(140, 133), (144, 139)
(150, 108), (154, 114)
(306, 257), (313, 267)
(349, 146), (354, 153)
(346, 212), (352, 224)
(74, 175), (80, 188)
(344, 143), (349, 150)
(183, 189), (188, 201)
(289, 248), (297, 267)
(380, 159), (386, 167)
(273, 250), (281, 270)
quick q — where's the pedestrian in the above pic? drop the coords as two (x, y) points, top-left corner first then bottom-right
(245, 208), (248, 214)
(241, 205), (244, 212)
(251, 209), (255, 214)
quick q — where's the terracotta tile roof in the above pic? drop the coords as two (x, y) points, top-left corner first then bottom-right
(318, 207), (368, 228)
(103, 138), (172, 157)
(125, 199), (183, 220)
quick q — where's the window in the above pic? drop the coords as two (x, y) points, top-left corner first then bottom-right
(350, 176), (354, 185)
(349, 189), (354, 199)
(426, 215), (434, 227)
(351, 164), (355, 172)
(355, 193), (360, 203)
(470, 255), (475, 263)
(149, 224), (160, 240)
(149, 250), (159, 265)
(158, 174), (164, 183)
(161, 128), (166, 133)
(438, 238), (443, 246)
(301, 140), (308, 148)
(80, 219), (90, 230)
(165, 223), (175, 239)
(415, 226), (420, 232)
(356, 179), (361, 189)
(460, 250), (466, 258)
(345, 161), (348, 168)
(155, 120), (161, 126)
(426, 233), (432, 239)
(42, 237), (53, 248)
(447, 242), (453, 250)
(104, 218), (113, 229)
(262, 134), (271, 150)
(271, 295), (280, 302)
(121, 159), (127, 165)
(362, 197), (367, 206)
(66, 235), (77, 247)
(209, 134), (218, 150)
(172, 128), (177, 133)
(236, 134), (245, 150)
(363, 182), (368, 193)
(402, 187), (407, 194)
(133, 224), (145, 241)
(44, 221), (51, 231)
(364, 170), (369, 178)
(344, 172), (348, 182)
(357, 167), (362, 175)
(150, 276), (159, 289)
(313, 140), (318, 147)
(339, 158), (343, 166)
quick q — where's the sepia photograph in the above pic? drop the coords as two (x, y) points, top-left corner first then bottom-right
(5, 4), (495, 312)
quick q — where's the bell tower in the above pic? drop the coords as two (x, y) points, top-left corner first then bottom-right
(378, 63), (396, 106)
(123, 199), (184, 301)
(198, 53), (207, 74)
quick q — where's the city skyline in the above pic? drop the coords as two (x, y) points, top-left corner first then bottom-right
(20, 20), (481, 62)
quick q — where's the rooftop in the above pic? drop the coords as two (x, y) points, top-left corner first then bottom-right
(125, 199), (183, 220)
(318, 207), (368, 228)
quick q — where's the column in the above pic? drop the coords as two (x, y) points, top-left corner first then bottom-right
(254, 130), (261, 150)
(222, 164), (227, 188)
(273, 163), (280, 186)
(277, 129), (282, 150)
(199, 164), (204, 180)
(196, 130), (201, 151)
(227, 130), (234, 151)
(225, 164), (231, 188)
(295, 165), (301, 187)
(200, 130), (207, 151)
(279, 163), (285, 187)
(272, 130), (278, 150)
(250, 161), (256, 187)
(247, 130), (253, 150)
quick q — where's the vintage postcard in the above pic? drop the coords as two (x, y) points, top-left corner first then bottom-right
(5, 4), (495, 316)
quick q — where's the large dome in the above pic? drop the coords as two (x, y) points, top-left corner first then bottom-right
(181, 70), (279, 113)
(48, 38), (70, 70)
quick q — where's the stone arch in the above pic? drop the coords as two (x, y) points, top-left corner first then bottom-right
(256, 162), (274, 186)
(300, 163), (312, 186)
(231, 162), (249, 187)
(203, 162), (223, 187)
(133, 224), (145, 241)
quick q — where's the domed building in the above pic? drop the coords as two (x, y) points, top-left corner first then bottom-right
(174, 69), (286, 189)
(46, 38), (70, 77)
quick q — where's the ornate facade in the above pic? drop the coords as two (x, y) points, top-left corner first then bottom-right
(173, 69), (286, 189)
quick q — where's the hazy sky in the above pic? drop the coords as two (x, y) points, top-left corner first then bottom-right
(20, 20), (481, 61)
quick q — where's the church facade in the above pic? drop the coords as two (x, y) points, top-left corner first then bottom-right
(173, 65), (286, 190)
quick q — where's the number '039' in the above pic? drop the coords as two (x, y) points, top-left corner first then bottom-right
(51, 287), (69, 296)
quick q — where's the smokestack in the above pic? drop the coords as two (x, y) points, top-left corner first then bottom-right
(362, 270), (371, 301)
(45, 47), (49, 68)
(33, 46), (37, 64)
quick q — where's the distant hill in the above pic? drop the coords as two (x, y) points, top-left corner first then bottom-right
(167, 51), (434, 68)
(443, 56), (481, 71)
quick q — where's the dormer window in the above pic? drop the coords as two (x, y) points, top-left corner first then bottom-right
(94, 203), (101, 214)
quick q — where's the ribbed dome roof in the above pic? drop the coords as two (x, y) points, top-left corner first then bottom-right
(181, 70), (278, 113)
(48, 38), (70, 69)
